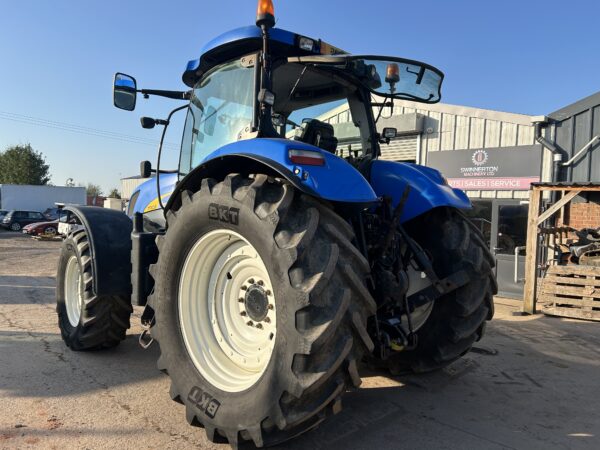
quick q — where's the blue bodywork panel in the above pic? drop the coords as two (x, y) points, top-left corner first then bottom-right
(129, 138), (377, 216)
(201, 138), (377, 203)
(130, 173), (177, 216)
(201, 26), (295, 57)
(183, 26), (346, 87)
(130, 142), (471, 222)
(370, 160), (471, 223)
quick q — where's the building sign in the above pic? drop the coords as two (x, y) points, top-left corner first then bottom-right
(427, 145), (542, 190)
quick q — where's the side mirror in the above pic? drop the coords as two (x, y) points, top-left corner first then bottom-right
(140, 160), (152, 178)
(382, 127), (397, 139)
(140, 117), (156, 129)
(113, 73), (137, 111)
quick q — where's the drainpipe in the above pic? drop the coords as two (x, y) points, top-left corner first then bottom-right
(532, 116), (568, 205)
(532, 116), (566, 185)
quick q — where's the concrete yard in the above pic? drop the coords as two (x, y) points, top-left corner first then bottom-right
(0, 230), (598, 449)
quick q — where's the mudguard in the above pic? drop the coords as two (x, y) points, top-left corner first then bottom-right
(63, 206), (132, 297)
(369, 160), (471, 223)
(163, 138), (378, 213)
(204, 139), (377, 202)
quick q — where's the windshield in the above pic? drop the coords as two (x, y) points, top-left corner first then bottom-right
(272, 61), (372, 157)
(179, 58), (255, 175)
(289, 55), (443, 103)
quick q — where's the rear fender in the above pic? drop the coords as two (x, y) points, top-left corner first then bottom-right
(369, 160), (471, 223)
(165, 138), (378, 212)
(63, 206), (132, 297)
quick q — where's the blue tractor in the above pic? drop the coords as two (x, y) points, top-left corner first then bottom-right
(56, 1), (496, 447)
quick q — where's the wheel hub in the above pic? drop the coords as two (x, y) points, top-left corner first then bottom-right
(178, 229), (277, 393)
(244, 284), (269, 322)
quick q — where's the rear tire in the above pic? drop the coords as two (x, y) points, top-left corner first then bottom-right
(10, 222), (21, 231)
(56, 230), (132, 350)
(45, 226), (57, 236)
(377, 207), (496, 374)
(148, 174), (376, 447)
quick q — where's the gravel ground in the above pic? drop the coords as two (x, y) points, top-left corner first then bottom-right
(0, 230), (599, 449)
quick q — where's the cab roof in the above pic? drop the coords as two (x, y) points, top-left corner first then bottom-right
(182, 26), (347, 87)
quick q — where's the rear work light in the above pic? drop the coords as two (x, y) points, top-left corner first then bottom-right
(298, 36), (315, 52)
(289, 149), (325, 166)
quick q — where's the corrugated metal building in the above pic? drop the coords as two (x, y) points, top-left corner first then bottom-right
(545, 90), (600, 183)
(319, 100), (551, 200)
(121, 175), (152, 201)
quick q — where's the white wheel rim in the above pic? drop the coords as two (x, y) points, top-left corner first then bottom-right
(179, 229), (277, 393)
(64, 255), (84, 327)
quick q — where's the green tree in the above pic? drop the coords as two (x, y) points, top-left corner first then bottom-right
(0, 144), (50, 185)
(108, 188), (121, 199)
(86, 183), (103, 197)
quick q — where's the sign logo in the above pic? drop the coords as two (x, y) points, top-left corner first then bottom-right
(471, 150), (488, 166)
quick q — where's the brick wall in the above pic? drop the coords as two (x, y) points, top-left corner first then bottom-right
(561, 200), (600, 229)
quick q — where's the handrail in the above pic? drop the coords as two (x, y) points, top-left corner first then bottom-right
(561, 135), (600, 167)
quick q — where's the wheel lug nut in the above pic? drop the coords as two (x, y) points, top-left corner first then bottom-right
(264, 317), (271, 323)
(268, 304), (274, 310)
(256, 323), (263, 329)
(241, 285), (247, 291)
(257, 280), (264, 286)
(266, 290), (272, 296)
(249, 278), (255, 284)
(240, 311), (247, 316)
(247, 321), (254, 327)
(238, 297), (244, 303)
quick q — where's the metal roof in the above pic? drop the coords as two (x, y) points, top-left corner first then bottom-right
(548, 90), (600, 122)
(532, 181), (600, 187)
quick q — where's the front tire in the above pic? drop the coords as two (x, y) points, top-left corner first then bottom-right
(10, 222), (21, 231)
(378, 207), (496, 374)
(148, 174), (376, 447)
(56, 230), (133, 350)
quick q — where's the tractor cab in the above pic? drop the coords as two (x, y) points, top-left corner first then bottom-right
(178, 38), (443, 176)
(114, 16), (444, 195)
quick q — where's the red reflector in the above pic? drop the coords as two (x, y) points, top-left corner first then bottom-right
(289, 149), (325, 166)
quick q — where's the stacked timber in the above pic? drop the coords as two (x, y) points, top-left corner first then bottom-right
(539, 265), (600, 321)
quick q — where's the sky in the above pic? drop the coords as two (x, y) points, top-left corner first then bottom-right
(1, 0), (600, 192)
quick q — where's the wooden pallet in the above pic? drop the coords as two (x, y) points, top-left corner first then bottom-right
(539, 265), (600, 321)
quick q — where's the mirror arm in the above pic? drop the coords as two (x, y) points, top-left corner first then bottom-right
(138, 89), (192, 100)
(371, 101), (393, 107)
(156, 104), (189, 212)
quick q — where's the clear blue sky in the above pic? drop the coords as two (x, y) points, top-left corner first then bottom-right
(1, 0), (599, 191)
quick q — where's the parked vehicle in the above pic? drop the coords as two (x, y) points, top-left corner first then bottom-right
(0, 210), (7, 221)
(43, 207), (62, 220)
(55, 2), (497, 447)
(22, 220), (59, 236)
(57, 209), (84, 237)
(1, 210), (46, 231)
